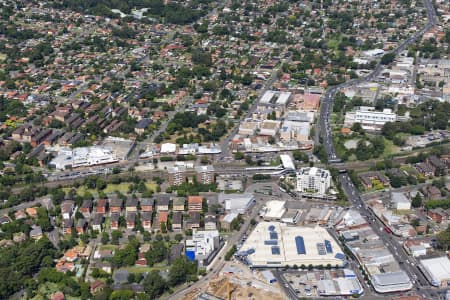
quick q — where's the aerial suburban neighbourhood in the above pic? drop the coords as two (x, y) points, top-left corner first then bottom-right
(0, 0), (450, 299)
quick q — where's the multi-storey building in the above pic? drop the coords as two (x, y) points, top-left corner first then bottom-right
(296, 167), (331, 195)
(167, 166), (186, 186)
(195, 165), (215, 184)
(344, 106), (397, 131)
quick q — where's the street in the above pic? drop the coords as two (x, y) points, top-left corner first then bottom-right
(316, 0), (439, 297)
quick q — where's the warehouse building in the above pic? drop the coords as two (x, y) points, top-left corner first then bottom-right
(238, 222), (346, 268)
(50, 146), (118, 170)
(420, 256), (450, 287)
(219, 193), (255, 214)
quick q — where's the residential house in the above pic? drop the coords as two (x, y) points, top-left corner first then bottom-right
(158, 211), (169, 229)
(96, 199), (108, 215)
(416, 162), (435, 177)
(172, 212), (183, 231)
(80, 200), (93, 218)
(62, 219), (73, 235)
(427, 156), (447, 175)
(109, 197), (123, 214)
(187, 211), (201, 229)
(220, 213), (238, 231)
(156, 196), (170, 212)
(126, 212), (136, 230)
(125, 198), (138, 214)
(204, 214), (217, 230)
(90, 281), (106, 295)
(61, 200), (75, 220)
(425, 185), (441, 200)
(25, 207), (38, 218)
(140, 198), (154, 212)
(13, 232), (27, 243)
(428, 208), (449, 223)
(51, 291), (65, 300)
(172, 197), (185, 211)
(359, 171), (390, 189)
(95, 261), (112, 274)
(188, 196), (203, 212)
(134, 119), (152, 135)
(76, 219), (88, 234)
(14, 210), (27, 220)
(92, 214), (103, 232)
(141, 212), (152, 231)
(30, 226), (43, 240)
(135, 253), (147, 266)
(169, 243), (184, 264)
(0, 215), (11, 225)
(110, 213), (120, 230)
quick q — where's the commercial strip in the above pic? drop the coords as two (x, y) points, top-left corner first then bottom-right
(335, 209), (412, 293)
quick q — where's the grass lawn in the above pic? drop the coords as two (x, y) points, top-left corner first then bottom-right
(104, 216), (110, 231)
(100, 244), (118, 251)
(383, 139), (400, 157)
(393, 209), (412, 215)
(63, 181), (157, 197)
(400, 165), (419, 176)
(34, 282), (81, 300)
(0, 53), (6, 61)
(123, 265), (168, 274)
(103, 182), (133, 194)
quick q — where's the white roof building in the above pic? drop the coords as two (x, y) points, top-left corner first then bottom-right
(260, 90), (277, 104)
(420, 256), (450, 287)
(186, 230), (220, 263)
(277, 92), (292, 105)
(239, 222), (346, 268)
(50, 146), (118, 170)
(259, 90), (291, 107)
(318, 277), (363, 296)
(296, 167), (331, 195)
(363, 49), (385, 57)
(259, 120), (281, 136)
(160, 143), (177, 153)
(371, 272), (413, 293)
(280, 154), (295, 170)
(219, 193), (255, 214)
(391, 192), (411, 210)
(344, 106), (397, 131)
(263, 200), (286, 219)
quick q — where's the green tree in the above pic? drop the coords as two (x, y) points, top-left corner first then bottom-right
(143, 271), (167, 298)
(109, 290), (134, 300)
(145, 240), (168, 266)
(412, 193), (422, 208)
(381, 52), (395, 65)
(234, 152), (244, 160)
(168, 257), (197, 286)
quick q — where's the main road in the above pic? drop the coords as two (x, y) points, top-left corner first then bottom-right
(318, 0), (437, 297)
(319, 0), (436, 161)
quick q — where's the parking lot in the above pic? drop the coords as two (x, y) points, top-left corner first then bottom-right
(283, 271), (320, 297)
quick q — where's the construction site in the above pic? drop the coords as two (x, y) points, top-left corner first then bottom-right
(182, 264), (284, 300)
